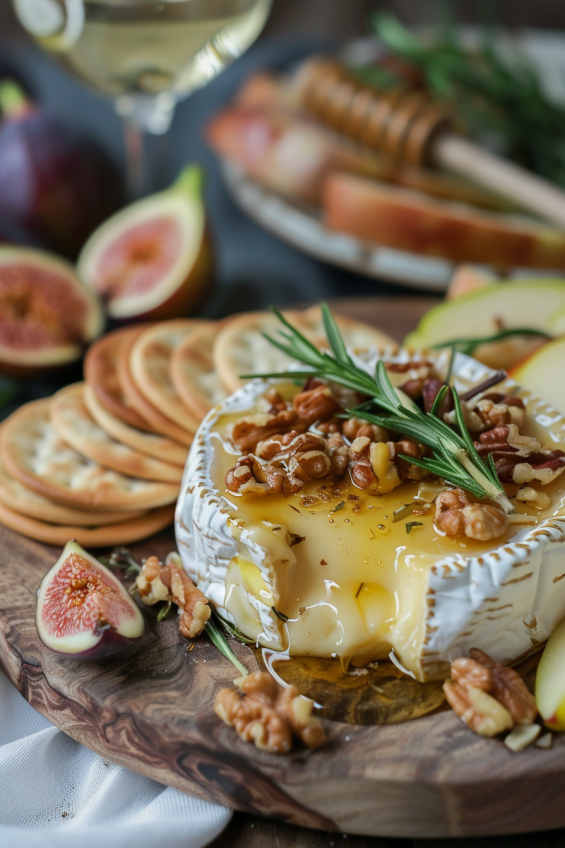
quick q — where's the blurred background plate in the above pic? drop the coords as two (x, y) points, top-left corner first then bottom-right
(221, 29), (565, 292)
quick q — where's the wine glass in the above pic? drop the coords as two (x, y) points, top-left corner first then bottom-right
(13, 0), (272, 194)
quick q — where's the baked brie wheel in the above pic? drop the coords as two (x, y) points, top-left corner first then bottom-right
(176, 350), (565, 681)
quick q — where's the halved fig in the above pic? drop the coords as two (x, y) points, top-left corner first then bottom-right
(0, 246), (104, 375)
(77, 165), (213, 321)
(36, 540), (144, 658)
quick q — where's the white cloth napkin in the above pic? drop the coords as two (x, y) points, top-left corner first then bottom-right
(0, 670), (231, 848)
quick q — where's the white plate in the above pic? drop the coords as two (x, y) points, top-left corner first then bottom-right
(221, 30), (565, 292)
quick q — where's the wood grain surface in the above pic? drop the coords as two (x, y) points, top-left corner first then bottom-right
(2, 297), (565, 840)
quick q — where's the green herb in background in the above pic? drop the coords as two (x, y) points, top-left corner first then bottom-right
(356, 10), (565, 190)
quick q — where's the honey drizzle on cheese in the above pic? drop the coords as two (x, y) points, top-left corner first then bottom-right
(210, 402), (565, 677)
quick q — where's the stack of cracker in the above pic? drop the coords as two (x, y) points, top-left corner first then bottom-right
(0, 308), (395, 547)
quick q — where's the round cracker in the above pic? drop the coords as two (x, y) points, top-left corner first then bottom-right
(117, 326), (194, 447)
(0, 450), (143, 526)
(0, 399), (179, 511)
(129, 319), (204, 430)
(51, 384), (183, 484)
(84, 326), (153, 432)
(213, 308), (397, 393)
(0, 501), (175, 547)
(170, 322), (227, 420)
(84, 384), (187, 467)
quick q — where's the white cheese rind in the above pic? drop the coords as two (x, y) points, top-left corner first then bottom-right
(175, 350), (565, 680)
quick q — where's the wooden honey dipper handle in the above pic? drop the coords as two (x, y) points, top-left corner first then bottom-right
(297, 57), (565, 229)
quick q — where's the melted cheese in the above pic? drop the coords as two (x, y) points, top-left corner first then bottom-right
(176, 350), (565, 681)
(210, 405), (565, 677)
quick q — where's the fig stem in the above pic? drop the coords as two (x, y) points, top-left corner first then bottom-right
(173, 164), (204, 198)
(0, 80), (30, 120)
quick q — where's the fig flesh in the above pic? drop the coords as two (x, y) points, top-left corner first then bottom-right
(0, 246), (104, 375)
(0, 82), (124, 258)
(36, 540), (144, 658)
(78, 165), (213, 321)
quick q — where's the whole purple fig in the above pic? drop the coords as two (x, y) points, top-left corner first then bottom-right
(0, 82), (125, 258)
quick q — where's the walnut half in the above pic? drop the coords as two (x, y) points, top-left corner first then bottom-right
(214, 671), (325, 754)
(434, 488), (508, 541)
(444, 648), (537, 738)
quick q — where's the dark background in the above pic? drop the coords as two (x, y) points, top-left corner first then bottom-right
(5, 1), (565, 40)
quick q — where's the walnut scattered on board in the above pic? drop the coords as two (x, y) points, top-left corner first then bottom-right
(443, 648), (539, 744)
(214, 671), (326, 754)
(135, 553), (210, 638)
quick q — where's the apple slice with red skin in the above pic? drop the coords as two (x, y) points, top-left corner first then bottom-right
(78, 165), (213, 322)
(36, 540), (144, 658)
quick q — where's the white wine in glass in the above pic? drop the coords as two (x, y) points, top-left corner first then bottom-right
(13, 0), (272, 188)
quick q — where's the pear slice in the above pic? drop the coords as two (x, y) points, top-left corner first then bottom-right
(511, 337), (565, 414)
(536, 617), (565, 730)
(405, 279), (565, 349)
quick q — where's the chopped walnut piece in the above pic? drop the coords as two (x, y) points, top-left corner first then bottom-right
(231, 409), (300, 452)
(226, 454), (304, 497)
(445, 648), (537, 738)
(214, 671), (325, 754)
(292, 384), (339, 425)
(516, 487), (551, 510)
(443, 681), (514, 737)
(342, 416), (388, 443)
(226, 430), (335, 498)
(434, 489), (508, 541)
(326, 433), (349, 475)
(468, 648), (537, 726)
(255, 431), (325, 462)
(388, 439), (429, 481)
(134, 555), (211, 639)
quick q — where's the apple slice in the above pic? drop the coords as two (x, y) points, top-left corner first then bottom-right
(446, 266), (495, 300)
(510, 337), (565, 413)
(548, 304), (565, 335)
(536, 617), (565, 730)
(405, 279), (565, 349)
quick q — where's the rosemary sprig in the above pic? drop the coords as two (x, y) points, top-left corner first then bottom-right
(204, 619), (248, 677)
(245, 304), (513, 513)
(432, 327), (551, 357)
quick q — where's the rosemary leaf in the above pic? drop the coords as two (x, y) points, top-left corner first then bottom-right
(157, 601), (172, 622)
(204, 620), (248, 677)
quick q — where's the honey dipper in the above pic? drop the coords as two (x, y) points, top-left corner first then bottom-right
(296, 57), (565, 228)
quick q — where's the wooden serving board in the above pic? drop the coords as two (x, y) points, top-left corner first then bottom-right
(2, 297), (565, 840)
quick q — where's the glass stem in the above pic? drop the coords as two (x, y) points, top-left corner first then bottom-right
(122, 116), (146, 199)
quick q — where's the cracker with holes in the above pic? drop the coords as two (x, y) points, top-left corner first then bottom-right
(0, 500), (174, 547)
(0, 449), (142, 526)
(51, 384), (183, 483)
(84, 325), (153, 432)
(84, 383), (187, 467)
(129, 319), (205, 430)
(170, 322), (227, 420)
(0, 399), (179, 511)
(117, 325), (194, 447)
(213, 307), (397, 393)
